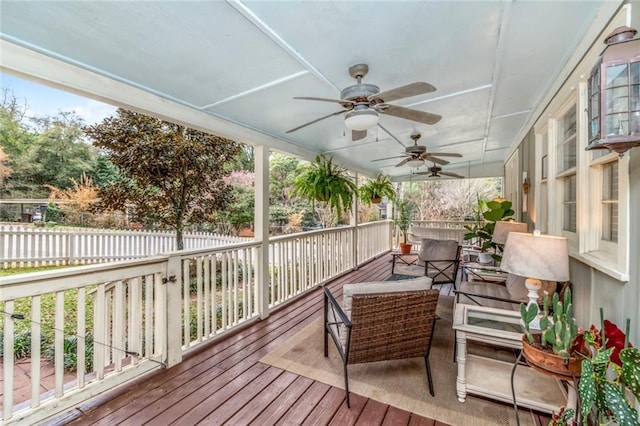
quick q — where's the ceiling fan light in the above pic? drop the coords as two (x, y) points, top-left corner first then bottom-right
(344, 109), (378, 131)
(406, 158), (424, 168)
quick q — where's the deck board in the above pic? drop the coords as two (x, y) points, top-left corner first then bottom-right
(57, 253), (548, 426)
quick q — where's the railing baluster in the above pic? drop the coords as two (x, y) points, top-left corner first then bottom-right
(54, 291), (64, 397)
(3, 300), (15, 420)
(77, 288), (86, 388)
(31, 295), (42, 407)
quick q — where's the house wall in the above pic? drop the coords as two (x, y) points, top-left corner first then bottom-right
(512, 4), (640, 343)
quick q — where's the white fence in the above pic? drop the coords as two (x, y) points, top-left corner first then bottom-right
(0, 220), (393, 424)
(0, 225), (247, 268)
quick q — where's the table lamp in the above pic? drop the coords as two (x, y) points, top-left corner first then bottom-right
(500, 230), (570, 327)
(491, 221), (528, 245)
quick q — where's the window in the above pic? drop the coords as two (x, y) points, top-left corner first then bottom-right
(556, 106), (577, 236)
(535, 128), (549, 233)
(601, 161), (618, 242)
(563, 175), (577, 232)
(557, 107), (577, 173)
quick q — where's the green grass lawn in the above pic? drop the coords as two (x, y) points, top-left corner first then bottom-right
(0, 265), (73, 277)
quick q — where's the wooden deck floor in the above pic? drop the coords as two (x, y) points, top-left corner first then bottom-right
(49, 253), (546, 426)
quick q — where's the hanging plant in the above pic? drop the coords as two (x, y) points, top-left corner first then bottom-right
(293, 154), (357, 220)
(358, 174), (396, 205)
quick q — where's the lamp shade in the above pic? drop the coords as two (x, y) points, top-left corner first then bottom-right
(492, 221), (528, 244)
(344, 109), (378, 131)
(500, 232), (570, 282)
(406, 158), (424, 168)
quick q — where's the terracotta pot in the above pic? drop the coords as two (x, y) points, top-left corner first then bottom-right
(371, 196), (382, 204)
(521, 333), (584, 379)
(399, 243), (413, 254)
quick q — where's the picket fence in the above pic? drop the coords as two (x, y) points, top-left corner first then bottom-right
(0, 225), (248, 268)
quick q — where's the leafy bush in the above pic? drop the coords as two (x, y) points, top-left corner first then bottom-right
(43, 333), (94, 372)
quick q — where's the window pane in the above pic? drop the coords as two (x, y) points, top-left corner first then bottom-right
(630, 61), (639, 84)
(557, 107), (577, 173)
(602, 162), (618, 242)
(605, 86), (629, 114)
(606, 64), (628, 87)
(563, 175), (577, 233)
(602, 204), (618, 242)
(605, 112), (629, 136)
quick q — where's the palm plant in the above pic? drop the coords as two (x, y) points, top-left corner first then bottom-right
(293, 154), (357, 222)
(358, 174), (396, 205)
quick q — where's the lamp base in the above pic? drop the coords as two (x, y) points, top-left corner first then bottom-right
(525, 277), (543, 330)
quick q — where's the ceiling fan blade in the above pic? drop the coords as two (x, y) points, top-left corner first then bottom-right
(440, 171), (464, 178)
(424, 155), (449, 166)
(286, 110), (345, 133)
(412, 171), (430, 175)
(395, 158), (411, 167)
(371, 155), (407, 163)
(372, 82), (436, 103)
(293, 96), (354, 105)
(352, 130), (367, 141)
(379, 104), (442, 125)
(428, 152), (463, 158)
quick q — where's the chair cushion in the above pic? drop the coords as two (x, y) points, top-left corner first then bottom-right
(419, 239), (459, 284)
(342, 276), (433, 318)
(419, 238), (459, 261)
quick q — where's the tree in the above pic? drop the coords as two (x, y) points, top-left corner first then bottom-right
(403, 178), (502, 220)
(1, 93), (97, 197)
(219, 170), (255, 234)
(0, 147), (12, 187)
(45, 173), (99, 225)
(84, 108), (243, 249)
(21, 112), (96, 195)
(269, 152), (300, 206)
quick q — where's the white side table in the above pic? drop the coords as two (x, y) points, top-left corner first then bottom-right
(452, 303), (568, 413)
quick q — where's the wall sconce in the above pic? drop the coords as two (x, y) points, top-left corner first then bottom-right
(585, 26), (640, 156)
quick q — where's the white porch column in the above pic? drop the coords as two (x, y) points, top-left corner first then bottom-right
(254, 145), (270, 319)
(351, 173), (358, 269)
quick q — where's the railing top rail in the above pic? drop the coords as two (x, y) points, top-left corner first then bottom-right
(268, 220), (391, 243)
(174, 240), (261, 258)
(0, 255), (169, 288)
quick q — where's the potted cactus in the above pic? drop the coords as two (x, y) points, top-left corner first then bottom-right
(520, 289), (588, 379)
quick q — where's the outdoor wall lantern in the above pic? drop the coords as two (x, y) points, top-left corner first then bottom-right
(586, 26), (640, 155)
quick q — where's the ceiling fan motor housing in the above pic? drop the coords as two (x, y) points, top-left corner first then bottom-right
(341, 84), (380, 102)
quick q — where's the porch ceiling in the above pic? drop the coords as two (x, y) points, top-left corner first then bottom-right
(0, 1), (618, 179)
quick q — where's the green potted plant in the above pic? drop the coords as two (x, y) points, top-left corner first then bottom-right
(576, 311), (639, 426)
(293, 154), (357, 222)
(358, 173), (396, 205)
(522, 297), (640, 426)
(463, 197), (514, 262)
(394, 199), (413, 254)
(520, 289), (587, 379)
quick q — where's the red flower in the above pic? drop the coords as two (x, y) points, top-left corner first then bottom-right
(604, 320), (632, 366)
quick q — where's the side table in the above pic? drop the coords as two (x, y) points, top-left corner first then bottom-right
(452, 303), (567, 413)
(391, 251), (418, 274)
(462, 262), (507, 283)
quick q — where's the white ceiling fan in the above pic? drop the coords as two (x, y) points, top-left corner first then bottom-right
(286, 64), (442, 141)
(371, 132), (462, 168)
(414, 162), (465, 179)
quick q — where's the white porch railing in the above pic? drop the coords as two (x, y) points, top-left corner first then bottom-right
(0, 225), (248, 268)
(0, 220), (393, 424)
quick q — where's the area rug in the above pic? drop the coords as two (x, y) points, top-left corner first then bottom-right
(260, 295), (536, 426)
(391, 262), (424, 277)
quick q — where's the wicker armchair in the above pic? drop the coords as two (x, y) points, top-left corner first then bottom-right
(323, 278), (439, 407)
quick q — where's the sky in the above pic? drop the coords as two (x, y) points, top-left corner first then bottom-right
(1, 72), (116, 125)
